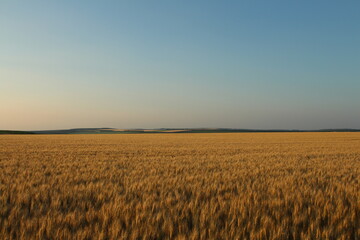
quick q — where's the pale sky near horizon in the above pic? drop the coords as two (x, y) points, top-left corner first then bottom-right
(1, 1), (360, 130)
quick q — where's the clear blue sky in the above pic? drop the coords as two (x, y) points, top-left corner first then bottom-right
(1, 1), (359, 130)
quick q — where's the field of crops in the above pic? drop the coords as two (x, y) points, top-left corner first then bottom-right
(0, 133), (359, 239)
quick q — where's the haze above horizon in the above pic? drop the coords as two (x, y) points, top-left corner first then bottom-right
(1, 1), (359, 131)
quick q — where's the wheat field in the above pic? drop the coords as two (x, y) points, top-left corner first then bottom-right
(0, 133), (359, 239)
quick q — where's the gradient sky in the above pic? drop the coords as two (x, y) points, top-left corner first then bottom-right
(1, 1), (360, 130)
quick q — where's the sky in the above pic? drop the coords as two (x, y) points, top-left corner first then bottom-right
(1, 1), (360, 130)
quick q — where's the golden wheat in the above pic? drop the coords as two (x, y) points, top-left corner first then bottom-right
(0, 133), (359, 239)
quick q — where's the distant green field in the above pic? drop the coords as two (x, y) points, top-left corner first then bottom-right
(0, 130), (34, 134)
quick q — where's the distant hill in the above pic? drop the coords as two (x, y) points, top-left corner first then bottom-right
(32, 128), (117, 134)
(1, 128), (360, 135)
(28, 128), (360, 134)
